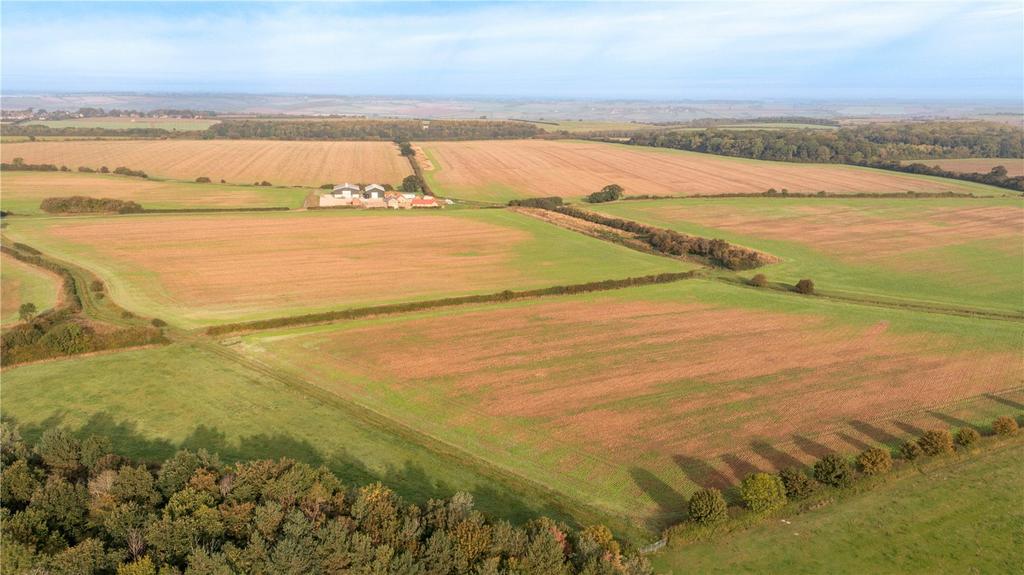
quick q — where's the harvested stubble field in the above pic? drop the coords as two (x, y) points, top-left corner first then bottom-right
(1, 210), (685, 327)
(418, 140), (999, 203)
(901, 157), (1024, 177)
(0, 253), (62, 325)
(241, 280), (1023, 526)
(0, 171), (308, 214)
(0, 140), (412, 187)
(591, 197), (1024, 314)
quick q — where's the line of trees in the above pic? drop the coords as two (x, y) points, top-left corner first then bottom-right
(203, 120), (544, 141)
(671, 415), (1020, 541)
(40, 197), (144, 215)
(0, 425), (652, 574)
(618, 122), (1023, 163)
(206, 271), (697, 336)
(551, 206), (771, 270)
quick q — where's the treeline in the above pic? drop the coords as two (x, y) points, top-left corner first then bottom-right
(876, 162), (1024, 192)
(4, 119), (544, 141)
(203, 120), (543, 141)
(666, 415), (1020, 548)
(0, 425), (651, 574)
(2, 159), (148, 180)
(20, 107), (216, 120)
(207, 272), (696, 336)
(0, 244), (167, 366)
(40, 197), (144, 215)
(552, 206), (771, 270)
(622, 122), (1023, 164)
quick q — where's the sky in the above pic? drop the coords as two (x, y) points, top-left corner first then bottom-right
(2, 1), (1022, 101)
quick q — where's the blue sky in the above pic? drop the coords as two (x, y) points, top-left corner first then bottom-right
(2, 1), (1022, 100)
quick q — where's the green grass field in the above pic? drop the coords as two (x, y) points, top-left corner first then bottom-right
(652, 440), (1024, 574)
(26, 117), (220, 131)
(0, 342), (622, 530)
(0, 209), (688, 327)
(1, 253), (61, 325)
(589, 197), (1024, 314)
(0, 171), (308, 214)
(237, 278), (1022, 529)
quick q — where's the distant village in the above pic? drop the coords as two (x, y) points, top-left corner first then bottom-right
(316, 183), (447, 209)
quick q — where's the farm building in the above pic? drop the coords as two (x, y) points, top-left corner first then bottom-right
(317, 184), (439, 209)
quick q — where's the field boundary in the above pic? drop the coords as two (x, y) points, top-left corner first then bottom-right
(711, 275), (1024, 323)
(205, 271), (699, 336)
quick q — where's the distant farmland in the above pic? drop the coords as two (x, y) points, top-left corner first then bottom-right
(0, 171), (308, 214)
(2, 210), (684, 327)
(901, 157), (1024, 177)
(26, 116), (220, 131)
(243, 280), (1023, 525)
(590, 196), (1024, 314)
(419, 140), (1000, 203)
(0, 140), (412, 187)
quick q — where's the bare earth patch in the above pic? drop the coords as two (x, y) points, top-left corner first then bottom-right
(423, 140), (989, 199)
(1, 140), (412, 187)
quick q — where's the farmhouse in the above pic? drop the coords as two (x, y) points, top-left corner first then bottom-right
(317, 184), (440, 209)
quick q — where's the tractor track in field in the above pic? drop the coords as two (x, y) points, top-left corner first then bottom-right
(179, 333), (642, 537)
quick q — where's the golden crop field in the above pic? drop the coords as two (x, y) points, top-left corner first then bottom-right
(420, 140), (1000, 202)
(1, 140), (412, 187)
(902, 158), (1024, 177)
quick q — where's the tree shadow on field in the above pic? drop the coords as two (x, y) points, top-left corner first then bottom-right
(720, 453), (761, 481)
(749, 440), (804, 471)
(6, 411), (556, 527)
(791, 435), (834, 460)
(672, 455), (732, 490)
(891, 420), (925, 437)
(836, 432), (872, 452)
(630, 467), (687, 519)
(848, 419), (902, 446)
(926, 410), (983, 432)
(983, 393), (1024, 411)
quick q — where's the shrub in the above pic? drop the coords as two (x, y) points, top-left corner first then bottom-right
(220, 179), (226, 184)
(749, 274), (768, 287)
(320, 183), (334, 189)
(112, 166), (148, 179)
(259, 181), (272, 187)
(90, 280), (104, 292)
(18, 302), (37, 321)
(687, 488), (727, 525)
(739, 472), (787, 513)
(918, 429), (954, 456)
(508, 196), (564, 210)
(585, 184), (624, 203)
(40, 196), (143, 214)
(899, 440), (923, 461)
(150, 318), (167, 328)
(195, 176), (211, 183)
(813, 454), (853, 488)
(794, 279), (815, 294)
(855, 447), (892, 475)
(77, 166), (95, 173)
(100, 166), (110, 173)
(121, 311), (135, 319)
(778, 467), (816, 499)
(992, 416), (1019, 437)
(955, 428), (981, 449)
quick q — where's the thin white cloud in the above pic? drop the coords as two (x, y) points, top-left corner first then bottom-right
(2, 1), (1020, 98)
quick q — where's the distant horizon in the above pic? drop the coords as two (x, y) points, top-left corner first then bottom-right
(3, 1), (1022, 100)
